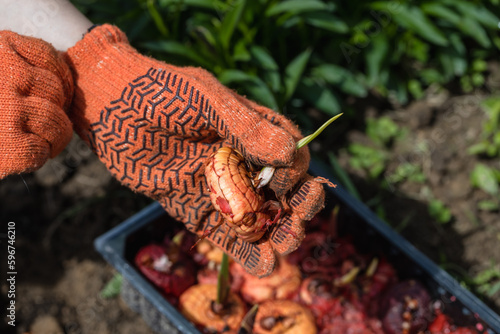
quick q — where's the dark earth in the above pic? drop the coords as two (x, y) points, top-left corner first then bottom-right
(1, 63), (499, 334)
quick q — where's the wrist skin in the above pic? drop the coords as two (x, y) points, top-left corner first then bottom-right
(0, 0), (92, 51)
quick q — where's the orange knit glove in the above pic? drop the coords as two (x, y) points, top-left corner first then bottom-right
(0, 31), (73, 179)
(64, 25), (325, 277)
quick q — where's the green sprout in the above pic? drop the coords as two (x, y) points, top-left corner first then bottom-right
(214, 253), (230, 312)
(257, 113), (343, 188)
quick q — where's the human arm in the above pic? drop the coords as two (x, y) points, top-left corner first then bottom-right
(0, 0), (92, 51)
(0, 1), (325, 276)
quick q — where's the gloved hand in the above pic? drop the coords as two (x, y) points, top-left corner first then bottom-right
(64, 25), (325, 277)
(0, 31), (73, 179)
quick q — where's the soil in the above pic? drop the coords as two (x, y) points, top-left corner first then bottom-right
(1, 67), (499, 333)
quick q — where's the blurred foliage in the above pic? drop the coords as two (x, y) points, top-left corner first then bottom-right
(348, 143), (389, 179)
(428, 198), (452, 224)
(386, 162), (426, 184)
(100, 273), (123, 299)
(468, 96), (500, 158)
(72, 0), (500, 132)
(468, 97), (500, 211)
(348, 116), (404, 180)
(472, 262), (500, 298)
(454, 261), (500, 299)
(366, 116), (406, 146)
(471, 163), (499, 196)
(470, 163), (500, 211)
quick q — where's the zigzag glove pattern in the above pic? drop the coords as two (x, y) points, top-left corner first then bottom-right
(64, 25), (325, 277)
(0, 31), (73, 179)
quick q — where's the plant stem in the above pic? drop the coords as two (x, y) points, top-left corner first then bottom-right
(296, 113), (343, 149)
(238, 304), (259, 333)
(257, 113), (343, 188)
(216, 252), (230, 308)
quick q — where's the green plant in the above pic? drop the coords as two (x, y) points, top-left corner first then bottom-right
(468, 96), (500, 158)
(348, 116), (405, 180)
(348, 144), (388, 179)
(327, 152), (361, 200)
(471, 263), (500, 298)
(72, 0), (500, 133)
(100, 273), (123, 299)
(460, 58), (489, 93)
(428, 198), (452, 224)
(386, 162), (426, 184)
(467, 97), (500, 211)
(216, 253), (230, 309)
(470, 163), (500, 211)
(366, 116), (406, 146)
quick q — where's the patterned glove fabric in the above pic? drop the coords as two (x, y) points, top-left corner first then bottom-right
(64, 24), (325, 277)
(0, 31), (73, 179)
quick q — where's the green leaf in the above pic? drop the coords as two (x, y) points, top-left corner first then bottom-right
(219, 0), (246, 50)
(125, 12), (153, 43)
(298, 80), (341, 116)
(389, 77), (408, 104)
(284, 49), (312, 101)
(428, 199), (452, 224)
(366, 35), (389, 87)
(348, 143), (388, 179)
(100, 273), (123, 299)
(458, 16), (491, 48)
(408, 79), (424, 99)
(452, 57), (468, 77)
(468, 141), (489, 155)
(218, 70), (278, 110)
(478, 200), (499, 211)
(405, 35), (430, 63)
(420, 68), (445, 85)
(439, 53), (456, 82)
(488, 281), (500, 297)
(146, 0), (169, 36)
(191, 25), (218, 50)
(166, 0), (224, 9)
(216, 253), (230, 306)
(387, 162), (426, 184)
(482, 96), (500, 112)
(303, 12), (349, 33)
(250, 46), (279, 70)
(470, 164), (499, 196)
(141, 41), (213, 68)
(250, 47), (281, 91)
(472, 73), (485, 87)
(328, 152), (362, 200)
(449, 33), (466, 56)
(233, 39), (251, 61)
(366, 116), (401, 146)
(473, 59), (488, 72)
(311, 64), (367, 97)
(297, 113), (343, 149)
(312, 64), (346, 84)
(452, 1), (500, 29)
(266, 0), (331, 16)
(473, 266), (500, 285)
(421, 3), (461, 25)
(217, 69), (252, 83)
(392, 4), (449, 46)
(341, 75), (368, 97)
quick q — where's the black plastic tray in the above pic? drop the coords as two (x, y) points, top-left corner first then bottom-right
(94, 162), (500, 334)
